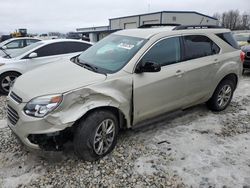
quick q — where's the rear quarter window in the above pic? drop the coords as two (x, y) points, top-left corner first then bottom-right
(183, 35), (220, 61)
(216, 32), (240, 49)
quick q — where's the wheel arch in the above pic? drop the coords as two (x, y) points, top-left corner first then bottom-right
(0, 70), (22, 77)
(209, 73), (238, 100)
(73, 106), (128, 130)
(217, 73), (238, 91)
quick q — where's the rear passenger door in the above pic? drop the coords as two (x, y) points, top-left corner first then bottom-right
(181, 35), (220, 106)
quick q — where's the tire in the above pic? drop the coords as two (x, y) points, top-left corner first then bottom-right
(74, 110), (119, 161)
(206, 79), (235, 111)
(0, 72), (21, 95)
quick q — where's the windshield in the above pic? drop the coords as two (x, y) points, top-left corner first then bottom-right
(78, 34), (147, 73)
(9, 41), (44, 58)
(234, 34), (250, 42)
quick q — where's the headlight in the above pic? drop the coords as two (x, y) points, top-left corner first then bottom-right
(24, 94), (62, 117)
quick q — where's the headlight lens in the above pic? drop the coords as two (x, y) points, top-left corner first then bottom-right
(24, 94), (62, 117)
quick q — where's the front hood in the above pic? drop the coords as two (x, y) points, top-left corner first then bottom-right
(0, 56), (15, 63)
(12, 59), (107, 102)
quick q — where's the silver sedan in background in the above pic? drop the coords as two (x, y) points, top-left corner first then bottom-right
(0, 39), (92, 94)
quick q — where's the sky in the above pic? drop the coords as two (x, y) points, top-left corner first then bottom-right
(0, 0), (249, 34)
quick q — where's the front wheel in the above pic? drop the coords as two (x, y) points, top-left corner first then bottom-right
(0, 72), (21, 95)
(74, 110), (119, 161)
(206, 79), (235, 111)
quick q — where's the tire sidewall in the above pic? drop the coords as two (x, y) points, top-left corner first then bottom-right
(74, 110), (119, 161)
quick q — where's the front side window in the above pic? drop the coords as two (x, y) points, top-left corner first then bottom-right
(5, 40), (24, 49)
(141, 37), (181, 66)
(10, 42), (44, 58)
(78, 34), (147, 73)
(34, 43), (65, 57)
(183, 35), (220, 60)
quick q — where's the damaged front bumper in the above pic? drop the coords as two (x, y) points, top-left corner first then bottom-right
(7, 96), (74, 151)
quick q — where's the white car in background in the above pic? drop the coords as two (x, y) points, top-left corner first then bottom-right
(0, 37), (41, 57)
(0, 39), (92, 94)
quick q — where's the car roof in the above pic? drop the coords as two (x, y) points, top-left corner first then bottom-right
(115, 26), (231, 39)
(37, 39), (92, 45)
(4, 37), (41, 42)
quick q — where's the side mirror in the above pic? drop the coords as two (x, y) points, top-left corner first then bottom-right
(135, 61), (161, 73)
(28, 52), (38, 59)
(247, 39), (250, 43)
(2, 46), (7, 50)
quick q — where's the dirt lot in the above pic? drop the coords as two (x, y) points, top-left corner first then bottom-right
(0, 75), (250, 188)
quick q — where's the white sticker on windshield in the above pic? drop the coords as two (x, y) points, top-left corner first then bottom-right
(118, 43), (135, 50)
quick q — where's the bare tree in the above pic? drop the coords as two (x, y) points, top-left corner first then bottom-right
(213, 10), (250, 30)
(241, 13), (250, 30)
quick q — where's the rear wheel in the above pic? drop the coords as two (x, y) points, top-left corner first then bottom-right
(74, 110), (119, 161)
(0, 72), (21, 95)
(206, 79), (235, 111)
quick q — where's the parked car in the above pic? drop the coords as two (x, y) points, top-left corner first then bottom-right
(7, 25), (242, 161)
(234, 33), (250, 47)
(241, 45), (250, 73)
(0, 37), (41, 57)
(0, 39), (92, 94)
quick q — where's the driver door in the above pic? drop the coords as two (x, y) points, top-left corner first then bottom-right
(133, 36), (187, 124)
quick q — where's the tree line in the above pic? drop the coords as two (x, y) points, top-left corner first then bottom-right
(213, 10), (250, 30)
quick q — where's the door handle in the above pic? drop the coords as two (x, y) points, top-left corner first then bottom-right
(175, 70), (184, 77)
(214, 58), (219, 65)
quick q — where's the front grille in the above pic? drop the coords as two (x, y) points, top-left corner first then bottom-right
(10, 92), (22, 103)
(7, 105), (19, 125)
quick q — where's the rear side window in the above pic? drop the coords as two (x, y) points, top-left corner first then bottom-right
(141, 37), (181, 66)
(216, 32), (239, 49)
(60, 42), (91, 54)
(26, 39), (40, 46)
(183, 35), (220, 60)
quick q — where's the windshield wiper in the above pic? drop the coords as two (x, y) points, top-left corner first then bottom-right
(0, 47), (11, 58)
(74, 58), (107, 76)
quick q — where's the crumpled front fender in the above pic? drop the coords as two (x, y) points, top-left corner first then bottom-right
(45, 76), (133, 128)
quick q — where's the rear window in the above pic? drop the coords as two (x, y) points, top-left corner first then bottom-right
(216, 32), (239, 49)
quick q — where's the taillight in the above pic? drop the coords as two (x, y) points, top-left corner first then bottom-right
(240, 51), (245, 63)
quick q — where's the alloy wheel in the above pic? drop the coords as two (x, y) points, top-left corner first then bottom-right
(217, 85), (232, 108)
(93, 119), (115, 155)
(1, 75), (17, 93)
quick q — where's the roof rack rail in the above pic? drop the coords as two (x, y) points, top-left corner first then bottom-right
(139, 23), (181, 28)
(173, 25), (223, 30)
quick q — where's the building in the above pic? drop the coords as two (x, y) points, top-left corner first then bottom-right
(76, 11), (218, 42)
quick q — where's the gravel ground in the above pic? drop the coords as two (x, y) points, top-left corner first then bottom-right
(1, 75), (250, 188)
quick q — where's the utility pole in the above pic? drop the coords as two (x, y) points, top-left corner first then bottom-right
(148, 0), (151, 13)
